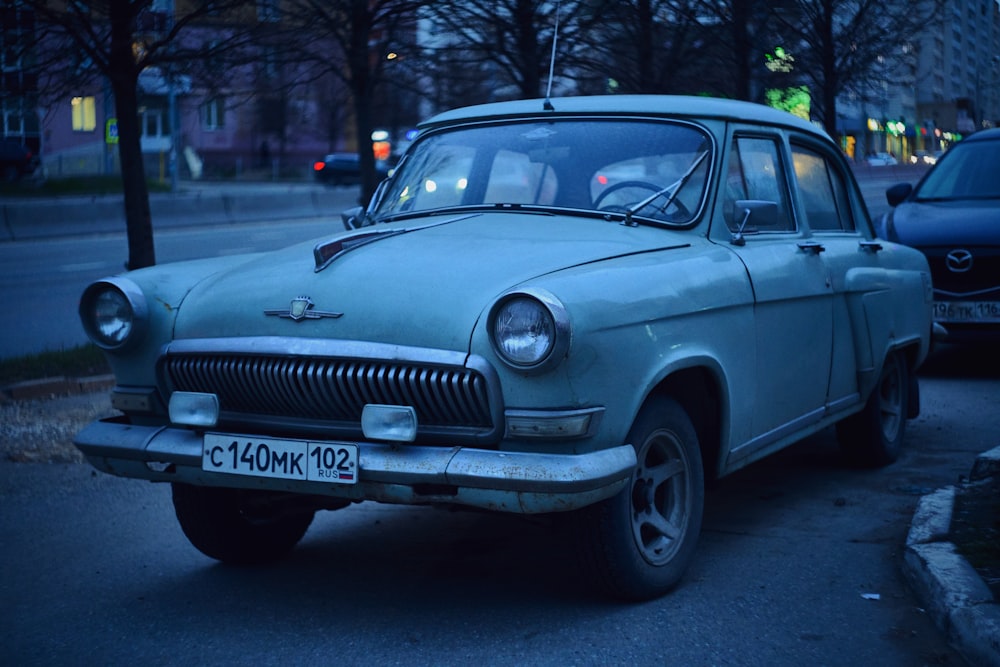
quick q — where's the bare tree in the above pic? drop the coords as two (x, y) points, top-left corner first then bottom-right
(688, 0), (775, 101)
(571, 0), (710, 96)
(422, 0), (612, 103)
(769, 0), (943, 138)
(24, 0), (257, 269)
(272, 0), (430, 204)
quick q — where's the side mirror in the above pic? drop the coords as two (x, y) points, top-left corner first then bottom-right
(885, 183), (913, 208)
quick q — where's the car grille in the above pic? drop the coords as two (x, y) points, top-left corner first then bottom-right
(925, 246), (1000, 298)
(160, 352), (497, 438)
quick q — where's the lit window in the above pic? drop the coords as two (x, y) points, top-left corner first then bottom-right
(71, 96), (96, 132)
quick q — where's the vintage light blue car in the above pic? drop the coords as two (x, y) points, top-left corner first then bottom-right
(75, 95), (933, 600)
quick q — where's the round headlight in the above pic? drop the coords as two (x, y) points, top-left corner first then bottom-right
(79, 278), (147, 350)
(489, 290), (570, 371)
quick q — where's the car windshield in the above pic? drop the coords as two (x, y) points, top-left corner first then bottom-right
(916, 139), (1000, 201)
(371, 119), (712, 226)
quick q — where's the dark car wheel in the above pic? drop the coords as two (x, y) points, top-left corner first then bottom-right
(572, 396), (704, 601)
(171, 483), (315, 565)
(836, 350), (909, 467)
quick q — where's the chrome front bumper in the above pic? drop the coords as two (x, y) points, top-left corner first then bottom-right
(74, 419), (636, 514)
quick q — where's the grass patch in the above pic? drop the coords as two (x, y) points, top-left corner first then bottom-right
(0, 176), (171, 198)
(0, 344), (110, 386)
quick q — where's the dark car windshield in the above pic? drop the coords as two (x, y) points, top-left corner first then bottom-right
(371, 119), (712, 226)
(916, 138), (1000, 201)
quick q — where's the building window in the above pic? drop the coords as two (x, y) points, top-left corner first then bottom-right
(4, 108), (24, 135)
(202, 97), (225, 130)
(71, 96), (96, 132)
(141, 107), (168, 138)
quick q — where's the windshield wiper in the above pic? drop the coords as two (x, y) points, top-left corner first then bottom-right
(624, 150), (708, 227)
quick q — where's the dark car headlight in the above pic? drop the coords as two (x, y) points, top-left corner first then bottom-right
(79, 278), (148, 350)
(489, 289), (570, 373)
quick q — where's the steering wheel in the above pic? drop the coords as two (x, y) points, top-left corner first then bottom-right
(594, 180), (691, 219)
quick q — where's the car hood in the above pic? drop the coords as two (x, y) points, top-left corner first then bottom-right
(173, 212), (688, 351)
(888, 199), (1000, 247)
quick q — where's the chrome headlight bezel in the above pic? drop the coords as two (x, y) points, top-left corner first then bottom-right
(488, 288), (570, 373)
(79, 277), (148, 351)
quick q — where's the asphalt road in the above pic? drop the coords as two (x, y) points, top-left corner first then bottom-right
(3, 344), (993, 664)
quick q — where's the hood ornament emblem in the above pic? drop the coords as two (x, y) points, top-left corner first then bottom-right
(264, 296), (343, 321)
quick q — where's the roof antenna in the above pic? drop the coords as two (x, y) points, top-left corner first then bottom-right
(543, 0), (560, 111)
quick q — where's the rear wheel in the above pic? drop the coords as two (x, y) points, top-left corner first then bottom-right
(836, 350), (909, 467)
(171, 483), (315, 564)
(572, 396), (704, 601)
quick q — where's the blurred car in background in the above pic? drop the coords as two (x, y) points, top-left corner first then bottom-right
(0, 139), (41, 182)
(866, 152), (898, 166)
(313, 152), (389, 186)
(909, 150), (936, 166)
(875, 128), (1000, 343)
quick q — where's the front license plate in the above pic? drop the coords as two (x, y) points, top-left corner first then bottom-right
(933, 301), (1000, 323)
(202, 434), (358, 485)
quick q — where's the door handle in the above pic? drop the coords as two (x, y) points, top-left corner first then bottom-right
(859, 240), (883, 253)
(797, 241), (825, 254)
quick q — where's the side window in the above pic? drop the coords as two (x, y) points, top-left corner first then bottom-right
(791, 145), (855, 231)
(725, 137), (793, 232)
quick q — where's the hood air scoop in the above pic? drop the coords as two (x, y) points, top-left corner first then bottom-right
(313, 214), (481, 272)
(313, 229), (404, 272)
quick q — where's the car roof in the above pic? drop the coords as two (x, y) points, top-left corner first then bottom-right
(419, 94), (828, 140)
(962, 128), (1000, 143)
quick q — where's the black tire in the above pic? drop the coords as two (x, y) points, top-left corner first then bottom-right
(572, 396), (705, 601)
(171, 483), (314, 565)
(836, 350), (909, 468)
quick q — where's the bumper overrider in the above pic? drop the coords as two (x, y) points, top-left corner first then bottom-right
(74, 419), (637, 514)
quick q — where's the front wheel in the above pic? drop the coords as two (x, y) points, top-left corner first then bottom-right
(836, 350), (909, 467)
(171, 483), (315, 565)
(571, 396), (705, 601)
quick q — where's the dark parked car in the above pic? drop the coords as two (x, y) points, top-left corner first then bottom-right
(876, 128), (1000, 343)
(0, 139), (41, 182)
(313, 152), (389, 186)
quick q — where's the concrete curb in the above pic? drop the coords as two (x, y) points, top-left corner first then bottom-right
(904, 445), (1000, 667)
(0, 374), (115, 403)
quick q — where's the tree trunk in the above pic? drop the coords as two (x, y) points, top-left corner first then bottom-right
(109, 0), (155, 269)
(112, 78), (156, 269)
